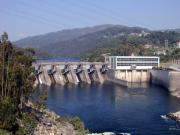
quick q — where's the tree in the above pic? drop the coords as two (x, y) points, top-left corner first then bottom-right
(0, 32), (35, 131)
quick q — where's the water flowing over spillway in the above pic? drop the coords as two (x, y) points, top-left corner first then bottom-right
(35, 83), (180, 135)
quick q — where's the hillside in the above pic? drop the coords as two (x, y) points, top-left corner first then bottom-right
(14, 24), (115, 48)
(14, 25), (180, 58)
(165, 28), (180, 33)
(171, 29), (180, 33)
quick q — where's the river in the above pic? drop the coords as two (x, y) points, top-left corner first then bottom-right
(35, 83), (180, 135)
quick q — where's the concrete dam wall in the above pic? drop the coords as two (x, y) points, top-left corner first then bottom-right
(34, 62), (180, 98)
(113, 70), (150, 83)
(106, 69), (150, 87)
(150, 70), (180, 98)
(34, 62), (108, 86)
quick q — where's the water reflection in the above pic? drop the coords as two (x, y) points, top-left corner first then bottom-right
(35, 83), (180, 135)
(127, 82), (150, 88)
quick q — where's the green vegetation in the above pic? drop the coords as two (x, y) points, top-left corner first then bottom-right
(34, 88), (49, 110)
(20, 113), (37, 135)
(0, 129), (12, 135)
(40, 90), (48, 101)
(70, 117), (84, 130)
(56, 116), (89, 135)
(0, 97), (17, 131)
(82, 31), (180, 62)
(0, 32), (90, 135)
(158, 48), (180, 63)
(82, 44), (156, 62)
(14, 25), (180, 58)
(0, 32), (35, 134)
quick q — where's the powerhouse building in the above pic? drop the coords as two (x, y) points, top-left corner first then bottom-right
(105, 56), (160, 70)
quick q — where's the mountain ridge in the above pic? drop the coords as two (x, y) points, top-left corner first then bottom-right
(14, 24), (180, 58)
(14, 24), (117, 48)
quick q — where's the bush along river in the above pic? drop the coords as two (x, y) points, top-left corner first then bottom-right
(34, 83), (180, 135)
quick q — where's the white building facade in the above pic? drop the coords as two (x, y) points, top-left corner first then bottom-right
(105, 56), (160, 70)
(176, 42), (180, 48)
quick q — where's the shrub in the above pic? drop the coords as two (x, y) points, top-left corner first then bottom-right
(21, 113), (37, 135)
(40, 91), (48, 101)
(56, 116), (89, 135)
(70, 117), (84, 131)
(15, 127), (25, 135)
(0, 129), (12, 135)
(0, 97), (18, 131)
(70, 117), (89, 135)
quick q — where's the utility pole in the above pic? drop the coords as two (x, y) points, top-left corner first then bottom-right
(165, 40), (169, 49)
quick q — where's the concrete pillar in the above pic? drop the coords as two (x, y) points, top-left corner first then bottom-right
(34, 77), (39, 87)
(69, 65), (79, 84)
(141, 70), (143, 83)
(125, 70), (127, 80)
(131, 70), (133, 82)
(38, 70), (44, 85)
(64, 68), (73, 84)
(82, 65), (91, 84)
(119, 70), (121, 79)
(39, 66), (51, 86)
(75, 65), (86, 83)
(95, 65), (104, 84)
(53, 65), (66, 85)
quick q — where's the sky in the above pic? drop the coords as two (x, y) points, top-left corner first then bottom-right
(0, 0), (180, 41)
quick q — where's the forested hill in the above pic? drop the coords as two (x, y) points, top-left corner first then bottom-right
(169, 29), (180, 33)
(14, 24), (116, 48)
(14, 25), (180, 58)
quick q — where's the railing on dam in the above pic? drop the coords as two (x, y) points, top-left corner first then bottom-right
(33, 62), (105, 66)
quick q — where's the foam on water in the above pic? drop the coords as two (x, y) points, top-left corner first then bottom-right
(161, 115), (169, 121)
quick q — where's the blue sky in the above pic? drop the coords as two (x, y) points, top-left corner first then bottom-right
(0, 0), (180, 41)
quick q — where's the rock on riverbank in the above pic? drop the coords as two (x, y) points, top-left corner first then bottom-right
(166, 111), (180, 122)
(33, 110), (76, 135)
(26, 101), (87, 135)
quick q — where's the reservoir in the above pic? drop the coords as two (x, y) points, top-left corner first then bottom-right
(36, 83), (180, 135)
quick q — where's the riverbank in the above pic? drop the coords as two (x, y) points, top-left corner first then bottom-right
(26, 101), (88, 135)
(33, 109), (76, 135)
(0, 98), (88, 135)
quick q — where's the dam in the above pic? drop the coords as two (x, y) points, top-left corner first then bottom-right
(33, 56), (180, 98)
(33, 56), (160, 86)
(33, 57), (180, 135)
(34, 62), (108, 86)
